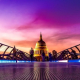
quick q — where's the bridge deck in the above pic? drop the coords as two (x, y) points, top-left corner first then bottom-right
(0, 62), (80, 80)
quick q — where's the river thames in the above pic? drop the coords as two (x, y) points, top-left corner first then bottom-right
(0, 62), (80, 80)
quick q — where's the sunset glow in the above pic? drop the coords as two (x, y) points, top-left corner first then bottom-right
(0, 0), (80, 53)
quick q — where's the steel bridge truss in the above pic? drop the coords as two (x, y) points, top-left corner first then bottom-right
(0, 43), (30, 60)
(0, 43), (80, 60)
(57, 44), (80, 60)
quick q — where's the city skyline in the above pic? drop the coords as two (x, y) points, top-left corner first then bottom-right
(0, 0), (80, 53)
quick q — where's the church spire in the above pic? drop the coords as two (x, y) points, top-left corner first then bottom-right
(40, 32), (42, 40)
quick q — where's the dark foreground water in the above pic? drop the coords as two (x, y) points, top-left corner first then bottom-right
(0, 62), (80, 80)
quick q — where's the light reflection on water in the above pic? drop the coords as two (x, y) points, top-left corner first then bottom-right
(0, 62), (80, 80)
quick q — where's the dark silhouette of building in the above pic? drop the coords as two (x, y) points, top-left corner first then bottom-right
(30, 48), (34, 61)
(52, 50), (57, 60)
(49, 52), (52, 61)
(42, 51), (45, 61)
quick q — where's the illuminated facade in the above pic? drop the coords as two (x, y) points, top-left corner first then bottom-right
(34, 33), (48, 61)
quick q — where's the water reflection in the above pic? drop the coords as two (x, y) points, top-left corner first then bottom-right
(0, 63), (79, 80)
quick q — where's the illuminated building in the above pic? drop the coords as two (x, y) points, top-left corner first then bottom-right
(34, 33), (48, 61)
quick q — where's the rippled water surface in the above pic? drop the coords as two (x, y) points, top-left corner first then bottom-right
(0, 62), (80, 80)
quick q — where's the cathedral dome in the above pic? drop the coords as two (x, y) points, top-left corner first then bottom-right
(35, 33), (46, 47)
(36, 40), (46, 46)
(34, 33), (48, 59)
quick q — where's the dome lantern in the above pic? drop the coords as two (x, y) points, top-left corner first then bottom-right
(40, 32), (42, 40)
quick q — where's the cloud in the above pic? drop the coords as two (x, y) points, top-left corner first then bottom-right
(34, 10), (80, 27)
(1, 30), (80, 53)
(54, 33), (80, 41)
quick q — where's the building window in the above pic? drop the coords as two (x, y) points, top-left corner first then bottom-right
(35, 51), (39, 54)
(45, 51), (47, 54)
(40, 50), (44, 54)
(37, 51), (39, 54)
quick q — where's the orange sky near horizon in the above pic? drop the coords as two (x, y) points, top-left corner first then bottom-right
(0, 0), (80, 54)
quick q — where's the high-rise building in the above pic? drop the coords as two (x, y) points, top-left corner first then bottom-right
(34, 33), (48, 61)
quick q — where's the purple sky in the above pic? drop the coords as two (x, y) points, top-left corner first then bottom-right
(0, 0), (80, 53)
